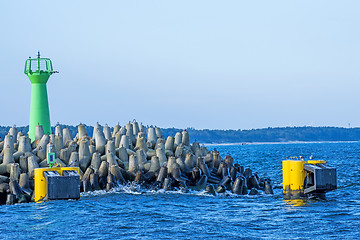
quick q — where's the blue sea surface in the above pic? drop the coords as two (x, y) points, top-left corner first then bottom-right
(0, 142), (359, 239)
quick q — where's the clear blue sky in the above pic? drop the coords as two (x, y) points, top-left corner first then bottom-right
(0, 1), (359, 129)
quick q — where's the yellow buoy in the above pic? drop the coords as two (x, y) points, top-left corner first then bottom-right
(282, 158), (336, 200)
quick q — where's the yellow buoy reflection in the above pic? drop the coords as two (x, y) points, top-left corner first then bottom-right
(284, 199), (307, 207)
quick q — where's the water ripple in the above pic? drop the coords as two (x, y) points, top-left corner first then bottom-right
(1, 142), (360, 239)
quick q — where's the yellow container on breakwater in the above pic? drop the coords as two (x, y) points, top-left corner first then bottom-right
(34, 167), (80, 202)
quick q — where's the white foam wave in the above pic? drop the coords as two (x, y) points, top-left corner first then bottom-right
(80, 183), (279, 198)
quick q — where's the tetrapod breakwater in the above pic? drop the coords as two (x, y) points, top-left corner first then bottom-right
(0, 120), (273, 205)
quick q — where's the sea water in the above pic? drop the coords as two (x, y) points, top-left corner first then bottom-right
(0, 142), (359, 239)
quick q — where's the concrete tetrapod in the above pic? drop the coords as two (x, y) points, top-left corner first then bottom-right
(79, 139), (91, 172)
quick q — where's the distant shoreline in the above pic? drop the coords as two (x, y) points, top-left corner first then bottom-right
(203, 140), (360, 146)
(2, 125), (360, 144)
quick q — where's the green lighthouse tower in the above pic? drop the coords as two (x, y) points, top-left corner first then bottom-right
(24, 52), (57, 142)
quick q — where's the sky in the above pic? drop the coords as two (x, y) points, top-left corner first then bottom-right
(0, 1), (359, 130)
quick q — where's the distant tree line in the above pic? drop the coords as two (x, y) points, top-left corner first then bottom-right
(1, 125), (360, 144)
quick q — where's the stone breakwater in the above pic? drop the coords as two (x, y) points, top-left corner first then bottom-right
(0, 121), (273, 205)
